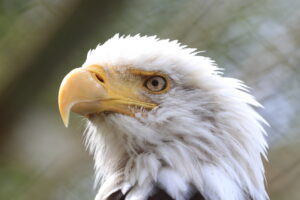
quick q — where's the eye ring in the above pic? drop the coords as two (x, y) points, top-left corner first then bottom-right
(144, 76), (167, 92)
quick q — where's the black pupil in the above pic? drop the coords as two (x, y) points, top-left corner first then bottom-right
(151, 79), (159, 87)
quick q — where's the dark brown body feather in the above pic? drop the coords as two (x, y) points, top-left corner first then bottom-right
(107, 188), (205, 200)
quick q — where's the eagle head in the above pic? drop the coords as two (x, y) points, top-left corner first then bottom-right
(58, 35), (268, 200)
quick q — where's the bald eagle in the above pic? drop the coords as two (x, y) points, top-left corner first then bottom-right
(58, 35), (268, 200)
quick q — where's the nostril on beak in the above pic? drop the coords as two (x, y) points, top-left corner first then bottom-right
(95, 74), (105, 83)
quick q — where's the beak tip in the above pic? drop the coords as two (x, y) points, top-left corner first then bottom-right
(59, 105), (70, 128)
(60, 111), (70, 128)
(63, 120), (69, 128)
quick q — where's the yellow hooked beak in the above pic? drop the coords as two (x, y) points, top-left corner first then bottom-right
(58, 65), (157, 127)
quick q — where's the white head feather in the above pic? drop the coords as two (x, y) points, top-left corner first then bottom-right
(82, 34), (268, 200)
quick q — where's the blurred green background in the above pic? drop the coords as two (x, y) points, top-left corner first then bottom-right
(0, 0), (300, 199)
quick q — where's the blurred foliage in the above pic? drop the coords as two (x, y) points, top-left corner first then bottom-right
(0, 0), (300, 199)
(0, 164), (32, 200)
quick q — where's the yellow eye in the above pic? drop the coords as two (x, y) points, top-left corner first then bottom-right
(144, 76), (167, 92)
